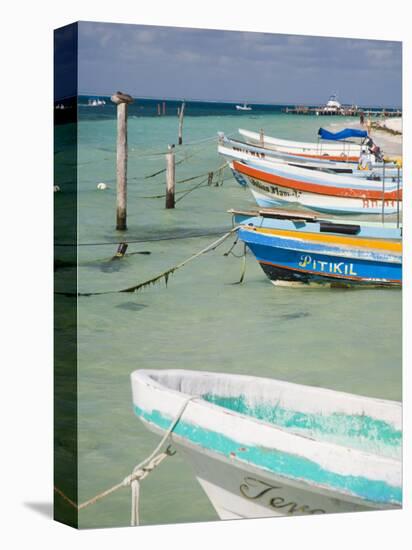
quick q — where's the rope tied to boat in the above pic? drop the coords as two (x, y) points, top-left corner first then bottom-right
(55, 227), (240, 297)
(54, 394), (198, 526)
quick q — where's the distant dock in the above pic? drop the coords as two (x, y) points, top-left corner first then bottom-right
(283, 105), (402, 117)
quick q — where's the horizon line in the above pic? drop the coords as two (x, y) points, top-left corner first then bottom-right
(76, 92), (402, 110)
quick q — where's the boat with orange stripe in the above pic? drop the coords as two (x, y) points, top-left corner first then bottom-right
(231, 208), (402, 287)
(231, 159), (402, 215)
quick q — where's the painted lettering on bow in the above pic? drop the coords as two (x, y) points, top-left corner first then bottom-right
(362, 198), (397, 209)
(250, 178), (301, 198)
(233, 146), (265, 159)
(299, 255), (357, 276)
(239, 477), (326, 515)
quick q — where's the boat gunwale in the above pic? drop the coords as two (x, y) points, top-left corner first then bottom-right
(238, 128), (367, 152)
(132, 369), (402, 464)
(238, 225), (402, 258)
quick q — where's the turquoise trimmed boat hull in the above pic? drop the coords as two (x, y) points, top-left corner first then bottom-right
(131, 370), (402, 520)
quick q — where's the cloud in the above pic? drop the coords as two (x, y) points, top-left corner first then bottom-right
(77, 22), (401, 106)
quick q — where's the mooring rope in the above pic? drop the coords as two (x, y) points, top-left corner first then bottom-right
(55, 228), (239, 297)
(143, 153), (195, 179)
(127, 134), (218, 159)
(54, 395), (198, 526)
(138, 162), (229, 200)
(55, 230), (230, 247)
(175, 176), (209, 203)
(223, 238), (247, 283)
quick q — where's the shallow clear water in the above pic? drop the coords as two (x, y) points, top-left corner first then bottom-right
(55, 110), (401, 528)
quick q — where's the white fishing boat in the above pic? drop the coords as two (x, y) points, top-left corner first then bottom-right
(236, 103), (252, 111)
(239, 127), (368, 160)
(131, 369), (401, 520)
(217, 133), (396, 174)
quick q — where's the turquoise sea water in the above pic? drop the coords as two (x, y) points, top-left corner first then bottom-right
(55, 104), (401, 528)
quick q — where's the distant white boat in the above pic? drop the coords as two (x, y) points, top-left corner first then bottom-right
(88, 98), (106, 107)
(322, 93), (343, 114)
(236, 103), (252, 111)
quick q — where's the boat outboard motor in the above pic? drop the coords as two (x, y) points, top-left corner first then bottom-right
(370, 142), (383, 162)
(367, 138), (383, 162)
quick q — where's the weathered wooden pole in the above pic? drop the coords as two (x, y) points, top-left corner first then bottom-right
(111, 91), (134, 231)
(162, 101), (166, 115)
(178, 101), (185, 145)
(165, 144), (176, 209)
(259, 128), (264, 147)
(157, 103), (161, 116)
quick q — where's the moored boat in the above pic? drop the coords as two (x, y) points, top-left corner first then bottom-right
(239, 127), (370, 161)
(232, 208), (402, 287)
(231, 158), (402, 215)
(131, 369), (402, 520)
(218, 133), (397, 173)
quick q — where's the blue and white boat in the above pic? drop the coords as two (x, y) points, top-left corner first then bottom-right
(232, 209), (402, 287)
(131, 369), (402, 520)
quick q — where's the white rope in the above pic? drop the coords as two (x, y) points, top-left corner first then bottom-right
(54, 394), (199, 525)
(125, 394), (198, 525)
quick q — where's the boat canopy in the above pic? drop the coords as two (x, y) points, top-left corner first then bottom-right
(318, 128), (368, 141)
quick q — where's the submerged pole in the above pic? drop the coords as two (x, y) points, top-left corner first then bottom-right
(111, 91), (134, 231)
(165, 144), (176, 209)
(178, 101), (185, 145)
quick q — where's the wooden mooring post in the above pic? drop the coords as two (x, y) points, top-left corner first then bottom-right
(165, 144), (176, 209)
(162, 101), (166, 115)
(259, 128), (264, 147)
(111, 91), (134, 231)
(178, 101), (185, 145)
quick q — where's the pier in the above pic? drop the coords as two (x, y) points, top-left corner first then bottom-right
(283, 105), (402, 117)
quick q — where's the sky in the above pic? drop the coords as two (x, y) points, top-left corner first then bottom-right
(74, 21), (402, 107)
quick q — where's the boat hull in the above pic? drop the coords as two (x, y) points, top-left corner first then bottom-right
(218, 137), (399, 173)
(177, 442), (381, 519)
(238, 225), (402, 287)
(132, 369), (401, 521)
(248, 184), (402, 216)
(231, 162), (402, 215)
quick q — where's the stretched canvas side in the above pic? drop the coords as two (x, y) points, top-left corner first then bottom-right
(54, 22), (79, 528)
